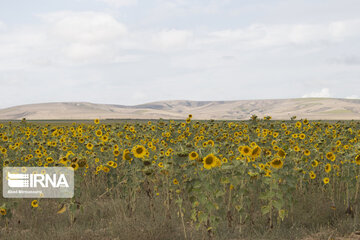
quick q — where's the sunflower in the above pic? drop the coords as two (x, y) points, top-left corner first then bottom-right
(309, 171), (316, 179)
(78, 159), (87, 167)
(259, 163), (265, 170)
(241, 146), (252, 156)
(207, 140), (215, 147)
(86, 143), (94, 150)
(101, 135), (109, 142)
(132, 145), (147, 159)
(189, 151), (198, 160)
(113, 149), (120, 156)
(311, 160), (319, 168)
(173, 178), (179, 185)
(277, 149), (286, 158)
(31, 200), (39, 208)
(0, 208), (6, 216)
(215, 157), (222, 167)
(355, 154), (360, 165)
(251, 146), (261, 158)
(122, 149), (132, 161)
(270, 158), (283, 169)
(95, 130), (102, 137)
(326, 152), (336, 161)
(94, 119), (100, 124)
(325, 163), (331, 173)
(303, 149), (311, 156)
(70, 162), (79, 171)
(203, 154), (218, 170)
(323, 177), (330, 184)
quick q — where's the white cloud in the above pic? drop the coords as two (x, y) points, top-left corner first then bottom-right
(302, 88), (331, 98)
(329, 19), (360, 40)
(207, 19), (360, 49)
(45, 11), (127, 44)
(63, 43), (107, 61)
(41, 11), (130, 64)
(98, 0), (137, 7)
(153, 29), (193, 49)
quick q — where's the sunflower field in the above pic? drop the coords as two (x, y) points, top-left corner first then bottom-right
(1, 116), (360, 239)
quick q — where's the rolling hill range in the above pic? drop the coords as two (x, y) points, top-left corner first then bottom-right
(0, 98), (360, 120)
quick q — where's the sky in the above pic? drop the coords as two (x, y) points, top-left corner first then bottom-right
(0, 0), (360, 108)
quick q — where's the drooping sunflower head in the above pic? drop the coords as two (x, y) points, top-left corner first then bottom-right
(251, 146), (261, 158)
(122, 149), (132, 161)
(277, 149), (286, 158)
(78, 159), (87, 167)
(270, 158), (283, 169)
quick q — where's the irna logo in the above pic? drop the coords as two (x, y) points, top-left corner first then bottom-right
(3, 167), (74, 198)
(7, 173), (69, 188)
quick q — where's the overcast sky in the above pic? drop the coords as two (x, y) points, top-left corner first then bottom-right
(0, 0), (360, 108)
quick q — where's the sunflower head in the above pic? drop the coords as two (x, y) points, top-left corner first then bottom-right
(189, 151), (198, 160)
(270, 158), (283, 169)
(132, 145), (147, 159)
(241, 146), (252, 156)
(203, 154), (218, 170)
(323, 177), (330, 184)
(0, 208), (6, 216)
(355, 154), (360, 165)
(31, 200), (39, 208)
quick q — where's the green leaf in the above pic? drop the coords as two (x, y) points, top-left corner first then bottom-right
(261, 205), (271, 215)
(273, 200), (283, 210)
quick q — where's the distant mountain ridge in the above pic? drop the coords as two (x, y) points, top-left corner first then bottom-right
(1, 98), (360, 120)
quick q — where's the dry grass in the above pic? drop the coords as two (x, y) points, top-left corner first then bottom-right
(1, 174), (359, 240)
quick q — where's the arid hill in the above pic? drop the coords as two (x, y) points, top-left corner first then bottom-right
(0, 98), (360, 120)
